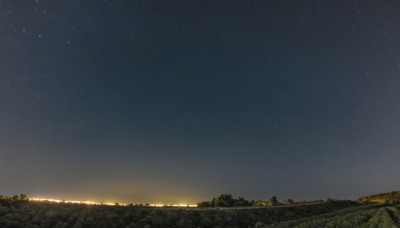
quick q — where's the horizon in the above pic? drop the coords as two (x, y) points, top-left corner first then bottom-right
(29, 197), (198, 208)
(1, 188), (394, 206)
(1, 1), (400, 204)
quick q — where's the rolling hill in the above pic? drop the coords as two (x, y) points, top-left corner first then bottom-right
(358, 191), (400, 204)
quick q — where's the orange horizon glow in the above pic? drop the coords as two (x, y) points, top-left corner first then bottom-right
(29, 197), (197, 207)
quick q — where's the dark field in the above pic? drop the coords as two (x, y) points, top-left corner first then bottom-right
(2, 199), (398, 227)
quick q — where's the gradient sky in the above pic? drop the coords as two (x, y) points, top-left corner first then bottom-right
(1, 0), (400, 204)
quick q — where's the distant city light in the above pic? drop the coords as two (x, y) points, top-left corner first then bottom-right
(29, 198), (197, 207)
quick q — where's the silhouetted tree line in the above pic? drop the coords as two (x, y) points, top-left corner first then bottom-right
(197, 194), (254, 207)
(198, 194), (291, 207)
(0, 194), (28, 201)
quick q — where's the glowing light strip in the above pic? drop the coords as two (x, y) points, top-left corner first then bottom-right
(29, 198), (197, 207)
(150, 203), (197, 207)
(30, 198), (117, 206)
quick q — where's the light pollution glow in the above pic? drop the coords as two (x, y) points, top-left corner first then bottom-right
(30, 198), (197, 207)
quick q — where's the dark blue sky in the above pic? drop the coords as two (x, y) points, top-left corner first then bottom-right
(1, 0), (400, 204)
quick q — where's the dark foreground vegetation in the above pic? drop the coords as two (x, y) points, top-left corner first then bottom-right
(1, 191), (400, 227)
(265, 203), (400, 227)
(0, 197), (357, 228)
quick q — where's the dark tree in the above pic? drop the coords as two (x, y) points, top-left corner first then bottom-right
(286, 199), (294, 204)
(270, 196), (278, 206)
(20, 194), (28, 200)
(197, 201), (211, 207)
(198, 194), (252, 207)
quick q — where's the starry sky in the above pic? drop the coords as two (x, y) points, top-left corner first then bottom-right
(1, 0), (400, 204)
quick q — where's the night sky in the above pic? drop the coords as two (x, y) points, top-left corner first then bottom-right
(1, 1), (400, 204)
